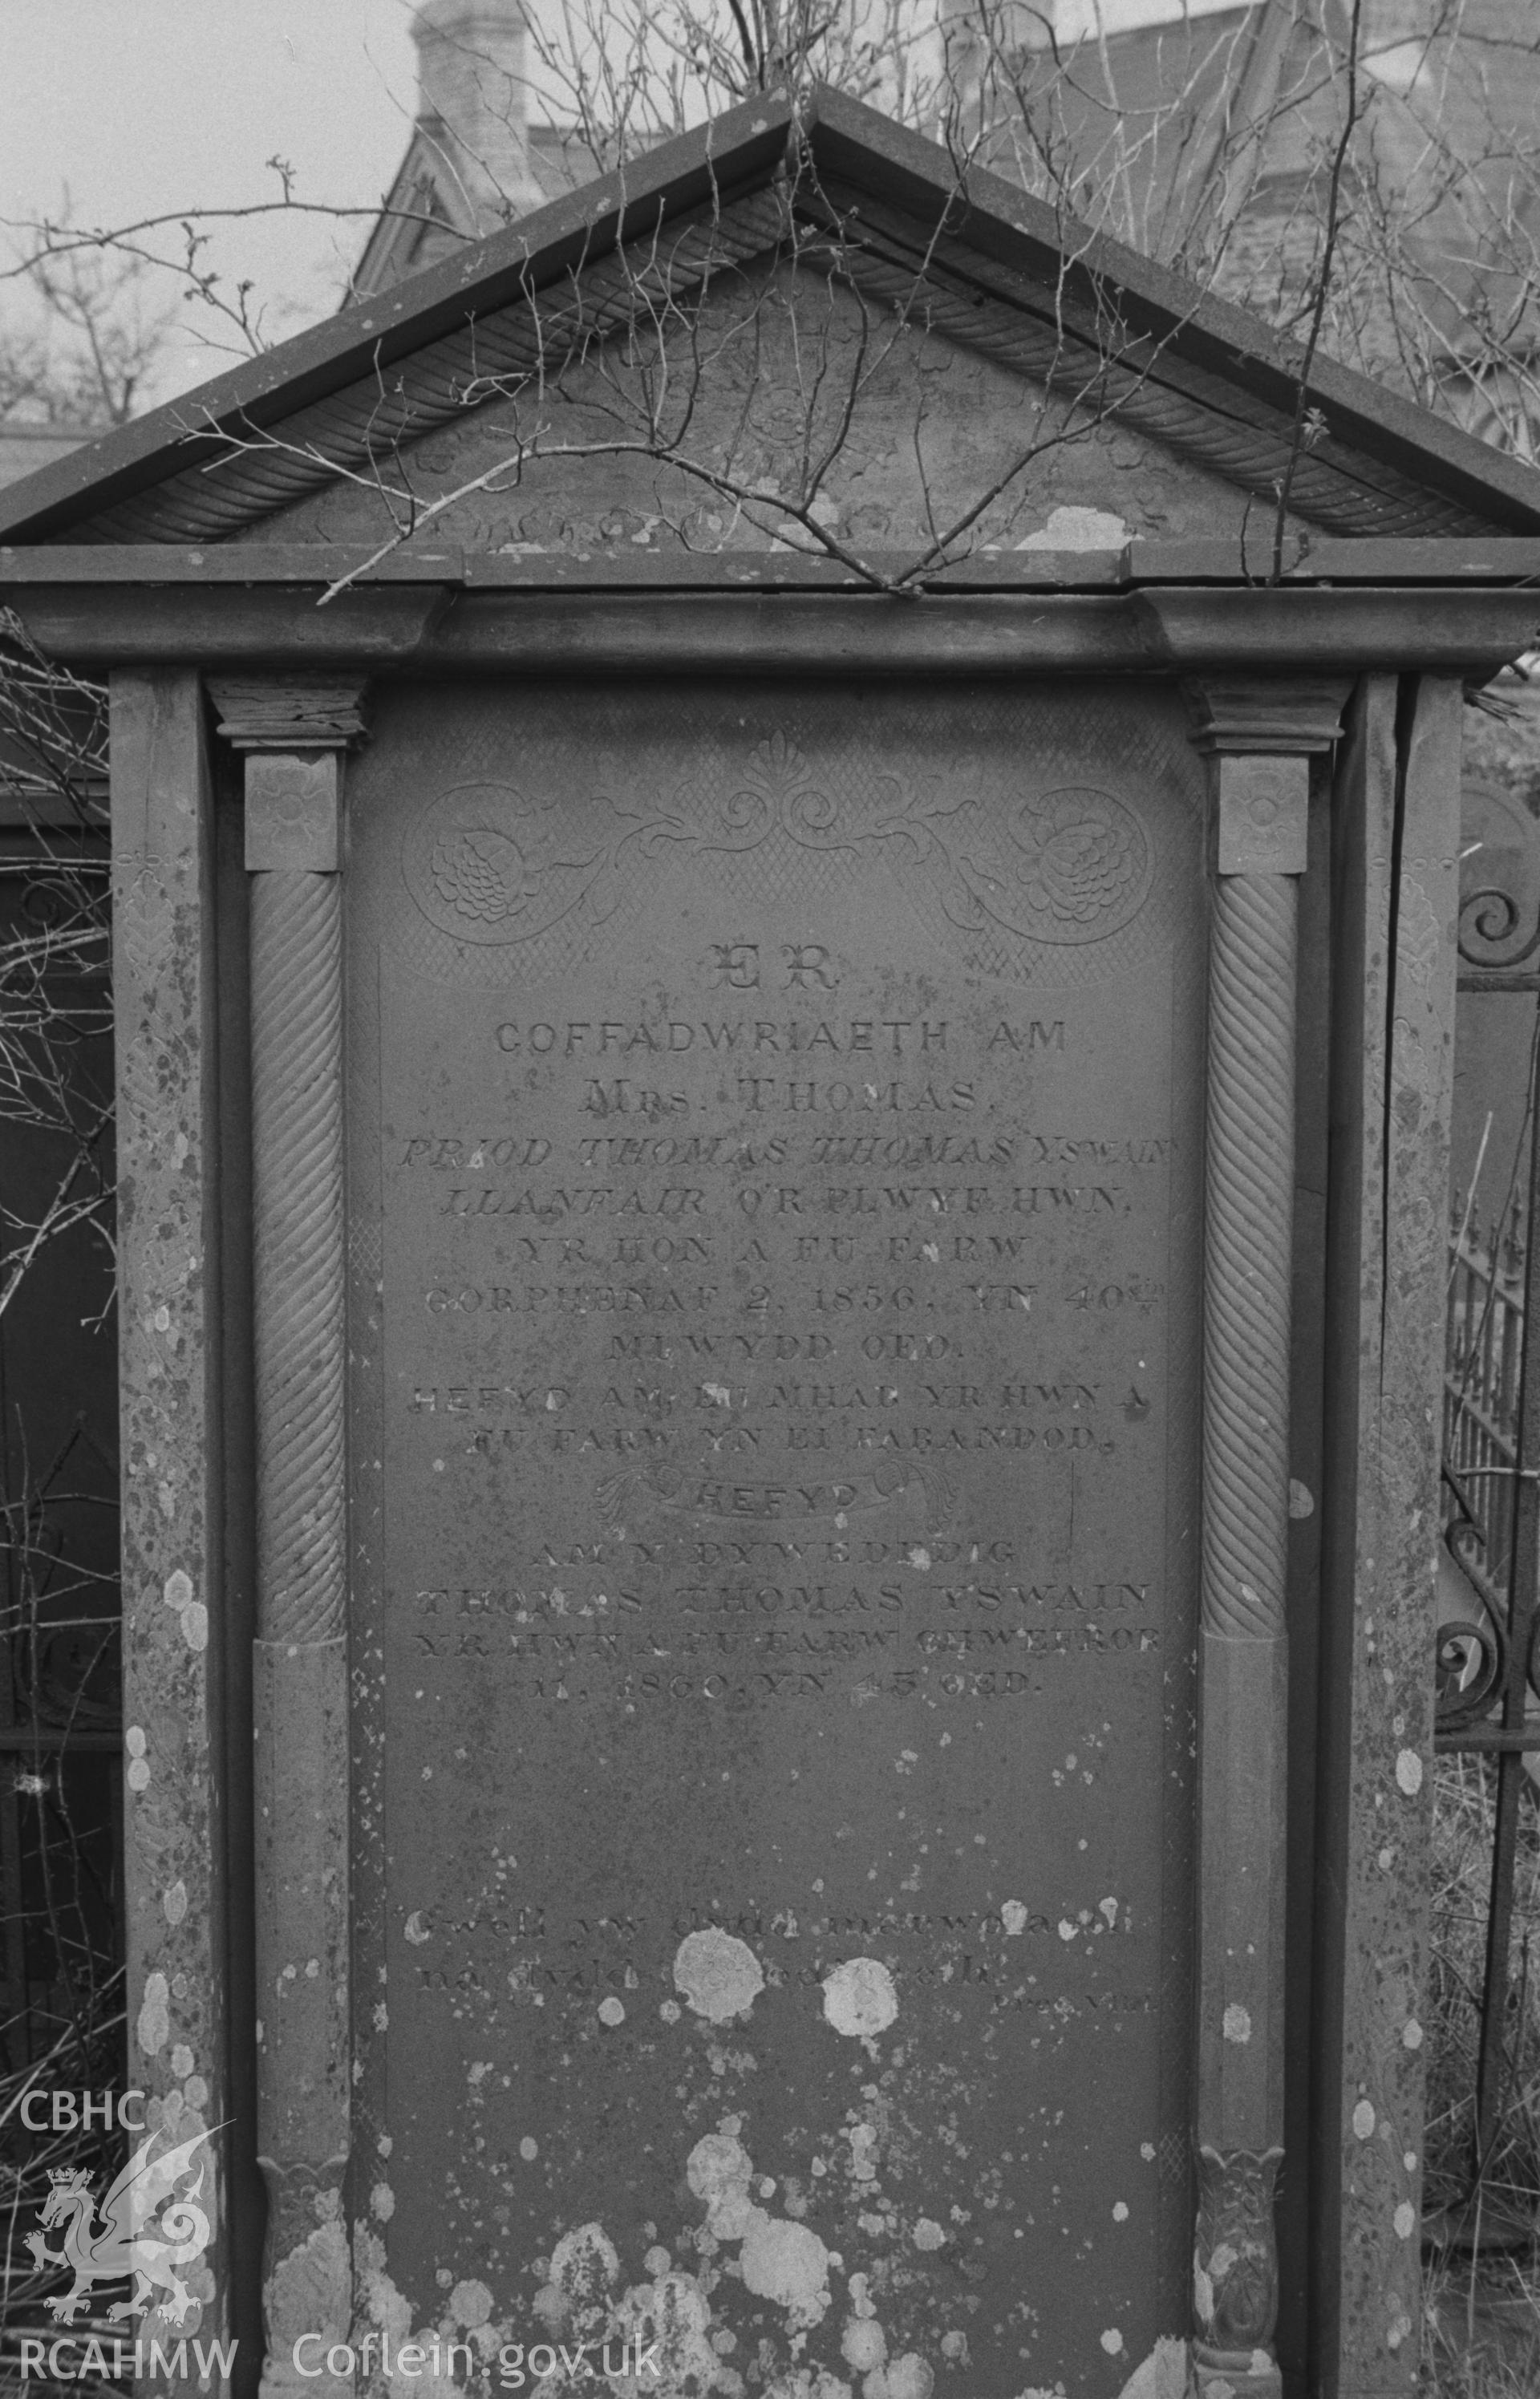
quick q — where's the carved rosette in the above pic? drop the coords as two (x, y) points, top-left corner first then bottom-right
(214, 677), (366, 2399)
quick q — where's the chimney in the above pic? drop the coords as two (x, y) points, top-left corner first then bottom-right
(411, 1), (542, 229)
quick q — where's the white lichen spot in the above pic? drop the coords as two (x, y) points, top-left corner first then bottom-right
(823, 1957), (898, 2037)
(612, 2269), (719, 2393)
(1001, 1901), (1028, 1937)
(1100, 2328), (1126, 2356)
(520, 2136), (538, 2162)
(371, 2182), (395, 2222)
(128, 1758), (151, 1793)
(598, 1996), (626, 2028)
(164, 1569), (193, 1611)
(136, 1971), (169, 2058)
(180, 1602), (209, 1651)
(1100, 1897), (1119, 1928)
(537, 2222), (621, 2336)
(841, 2318), (886, 2373)
(184, 2075), (209, 2109)
(644, 2244), (672, 2275)
(1141, 2143), (1157, 2162)
(125, 1725), (147, 1757)
(1396, 1749), (1424, 1797)
(403, 1911), (431, 1945)
(912, 2218), (946, 2252)
(448, 2280), (493, 2328)
(1112, 2336), (1189, 2399)
(1352, 2099), (1376, 2140)
(1019, 504), (1129, 551)
(1394, 2202), (1416, 2239)
(163, 1880), (188, 1926)
(687, 2132), (756, 2239)
(170, 2042), (194, 2079)
(1113, 2201), (1129, 2222)
(740, 2216), (832, 2330)
(1402, 2019), (1423, 2050)
(1058, 1919), (1077, 1942)
(703, 1381), (732, 1408)
(907, 1547), (930, 1571)
(939, 2332), (968, 2364)
(674, 1927), (764, 2023)
(1222, 2004), (1252, 2045)
(883, 2354), (934, 2399)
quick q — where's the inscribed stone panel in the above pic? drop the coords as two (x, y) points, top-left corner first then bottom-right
(344, 680), (1206, 2393)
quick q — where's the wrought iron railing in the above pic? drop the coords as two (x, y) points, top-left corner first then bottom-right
(1432, 873), (1540, 2225)
(1441, 1206), (1532, 1736)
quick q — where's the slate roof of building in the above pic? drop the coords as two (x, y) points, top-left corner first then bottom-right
(1, 82), (1538, 549)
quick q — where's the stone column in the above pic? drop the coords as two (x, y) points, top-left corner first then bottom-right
(111, 673), (232, 2361)
(212, 679), (367, 2399)
(1185, 678), (1348, 2399)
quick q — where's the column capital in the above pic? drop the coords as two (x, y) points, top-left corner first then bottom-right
(1183, 679), (1350, 877)
(1182, 674), (1352, 757)
(209, 673), (369, 754)
(209, 678), (367, 874)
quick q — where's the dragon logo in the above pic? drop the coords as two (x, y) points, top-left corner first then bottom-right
(26, 2124), (213, 2327)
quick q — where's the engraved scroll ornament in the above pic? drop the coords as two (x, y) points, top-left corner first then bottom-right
(402, 733), (1153, 958)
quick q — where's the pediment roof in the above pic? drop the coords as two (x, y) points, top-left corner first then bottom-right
(3, 85), (1538, 549)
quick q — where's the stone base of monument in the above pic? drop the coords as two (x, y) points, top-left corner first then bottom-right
(1190, 2348), (1283, 2399)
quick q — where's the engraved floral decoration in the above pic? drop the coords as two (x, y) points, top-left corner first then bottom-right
(404, 743), (1154, 954)
(430, 825), (533, 926)
(942, 784), (1151, 944)
(404, 780), (612, 947)
(638, 730), (855, 856)
(1009, 788), (1149, 926)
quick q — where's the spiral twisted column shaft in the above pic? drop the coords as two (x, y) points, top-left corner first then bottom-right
(230, 732), (357, 2399)
(252, 866), (346, 1644)
(1188, 736), (1319, 2399)
(1194, 865), (1295, 2399)
(1202, 871), (1296, 1647)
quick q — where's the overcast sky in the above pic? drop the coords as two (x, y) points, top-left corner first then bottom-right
(0, 2), (422, 400)
(0, 0), (1242, 411)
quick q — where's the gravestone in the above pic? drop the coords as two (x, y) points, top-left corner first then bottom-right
(354, 681), (1202, 2383)
(2, 77), (1538, 2399)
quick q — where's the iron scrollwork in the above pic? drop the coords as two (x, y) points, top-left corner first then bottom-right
(1435, 1470), (1509, 1735)
(1458, 885), (1540, 975)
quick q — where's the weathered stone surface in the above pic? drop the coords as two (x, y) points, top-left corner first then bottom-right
(110, 668), (229, 2344)
(239, 260), (1298, 566)
(1317, 675), (1461, 2391)
(339, 677), (1208, 2393)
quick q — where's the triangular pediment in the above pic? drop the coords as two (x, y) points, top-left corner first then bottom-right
(2, 87), (1538, 557)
